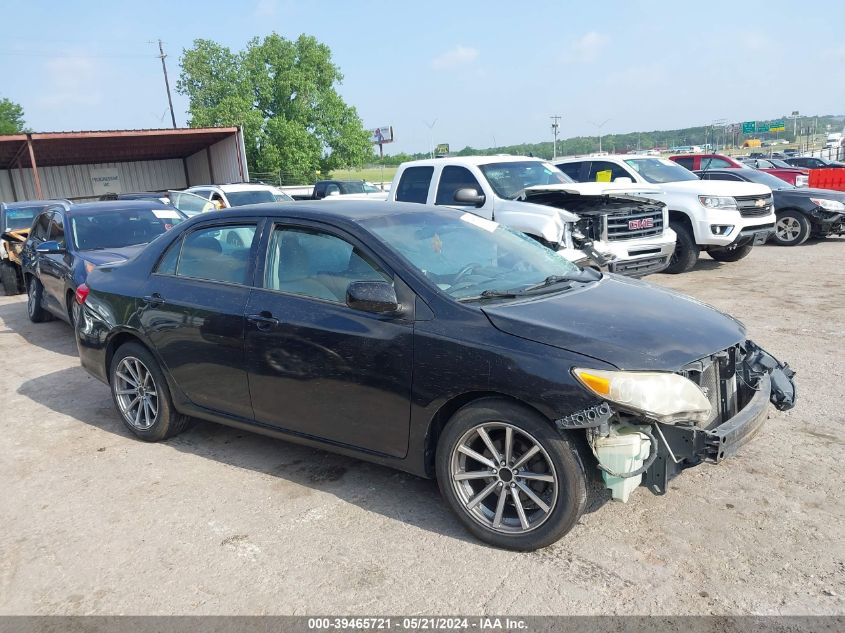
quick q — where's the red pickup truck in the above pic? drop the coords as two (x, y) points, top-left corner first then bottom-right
(670, 153), (809, 187)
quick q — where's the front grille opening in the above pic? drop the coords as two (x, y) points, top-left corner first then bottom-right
(679, 344), (747, 429)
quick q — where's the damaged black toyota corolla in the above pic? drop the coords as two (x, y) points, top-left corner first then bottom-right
(75, 202), (796, 551)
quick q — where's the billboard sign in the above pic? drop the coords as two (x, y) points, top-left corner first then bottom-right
(435, 143), (450, 156)
(371, 126), (394, 145)
(90, 167), (121, 195)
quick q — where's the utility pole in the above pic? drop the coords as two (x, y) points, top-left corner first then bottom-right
(550, 115), (561, 159)
(157, 39), (177, 128)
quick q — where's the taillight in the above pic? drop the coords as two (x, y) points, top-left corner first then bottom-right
(75, 283), (90, 305)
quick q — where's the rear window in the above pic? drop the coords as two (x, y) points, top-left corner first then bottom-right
(3, 205), (45, 231)
(224, 190), (276, 206)
(71, 207), (185, 251)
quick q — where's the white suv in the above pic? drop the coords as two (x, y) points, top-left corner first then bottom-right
(556, 155), (775, 273)
(185, 183), (294, 208)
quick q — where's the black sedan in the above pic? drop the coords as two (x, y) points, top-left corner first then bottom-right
(76, 202), (795, 550)
(695, 169), (845, 245)
(785, 156), (845, 169)
(21, 200), (186, 326)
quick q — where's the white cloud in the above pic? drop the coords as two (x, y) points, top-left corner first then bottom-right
(431, 45), (479, 70)
(37, 56), (103, 111)
(564, 31), (609, 63)
(254, 0), (277, 17)
(741, 32), (769, 53)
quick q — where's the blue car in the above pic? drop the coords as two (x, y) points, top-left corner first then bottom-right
(21, 200), (187, 326)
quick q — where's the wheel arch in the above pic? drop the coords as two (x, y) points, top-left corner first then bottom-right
(105, 331), (148, 381)
(423, 391), (559, 478)
(668, 209), (694, 234)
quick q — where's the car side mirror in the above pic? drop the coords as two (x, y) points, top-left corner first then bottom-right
(613, 176), (633, 183)
(454, 188), (486, 207)
(346, 281), (399, 314)
(36, 240), (65, 254)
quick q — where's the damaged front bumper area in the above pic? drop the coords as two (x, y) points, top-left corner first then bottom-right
(642, 340), (796, 494)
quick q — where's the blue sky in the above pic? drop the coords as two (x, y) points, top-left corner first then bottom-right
(2, 0), (844, 154)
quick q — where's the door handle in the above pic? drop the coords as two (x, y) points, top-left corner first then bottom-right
(247, 312), (280, 330)
(142, 293), (165, 307)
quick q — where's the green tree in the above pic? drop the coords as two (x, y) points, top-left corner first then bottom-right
(177, 34), (373, 184)
(0, 97), (26, 135)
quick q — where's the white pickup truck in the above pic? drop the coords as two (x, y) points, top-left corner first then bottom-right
(556, 155), (776, 273)
(387, 156), (677, 277)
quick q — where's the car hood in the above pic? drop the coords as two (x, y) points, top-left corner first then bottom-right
(656, 179), (771, 196)
(525, 182), (662, 197)
(779, 187), (845, 200)
(78, 244), (146, 266)
(481, 275), (745, 371)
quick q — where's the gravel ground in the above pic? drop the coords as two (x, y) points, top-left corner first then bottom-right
(1, 240), (843, 616)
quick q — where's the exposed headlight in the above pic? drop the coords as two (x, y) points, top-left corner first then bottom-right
(795, 175), (809, 187)
(698, 195), (738, 210)
(810, 197), (845, 212)
(572, 368), (712, 425)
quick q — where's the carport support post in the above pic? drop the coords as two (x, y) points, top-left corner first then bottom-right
(26, 135), (43, 199)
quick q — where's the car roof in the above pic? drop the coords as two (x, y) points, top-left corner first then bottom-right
(188, 183), (279, 193)
(64, 200), (176, 216)
(2, 199), (71, 209)
(693, 169), (746, 176)
(401, 155), (545, 168)
(556, 154), (653, 163)
(184, 200), (459, 224)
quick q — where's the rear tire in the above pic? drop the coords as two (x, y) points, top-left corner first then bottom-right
(708, 243), (754, 262)
(0, 262), (22, 295)
(26, 277), (51, 322)
(436, 398), (588, 551)
(772, 210), (811, 246)
(109, 342), (191, 442)
(663, 220), (699, 274)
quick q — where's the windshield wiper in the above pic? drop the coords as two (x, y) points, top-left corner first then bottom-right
(523, 271), (598, 291)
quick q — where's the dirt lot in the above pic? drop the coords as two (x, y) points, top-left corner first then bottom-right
(1, 240), (843, 616)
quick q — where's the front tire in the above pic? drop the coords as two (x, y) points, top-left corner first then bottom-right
(436, 399), (587, 551)
(772, 211), (811, 246)
(26, 277), (51, 322)
(663, 221), (699, 274)
(109, 342), (191, 442)
(708, 243), (754, 262)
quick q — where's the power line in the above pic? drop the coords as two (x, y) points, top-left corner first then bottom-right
(0, 50), (156, 58)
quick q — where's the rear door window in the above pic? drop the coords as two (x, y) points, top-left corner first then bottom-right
(175, 224), (258, 285)
(557, 162), (585, 181)
(672, 156), (695, 170)
(435, 166), (483, 205)
(395, 166), (434, 204)
(587, 161), (631, 182)
(700, 157), (734, 169)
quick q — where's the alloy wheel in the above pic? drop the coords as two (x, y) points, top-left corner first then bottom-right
(114, 357), (159, 430)
(450, 422), (558, 534)
(776, 217), (801, 242)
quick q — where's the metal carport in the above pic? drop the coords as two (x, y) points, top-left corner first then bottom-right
(0, 127), (249, 202)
